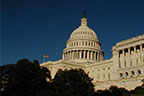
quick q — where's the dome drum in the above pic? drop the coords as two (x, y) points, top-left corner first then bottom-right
(63, 49), (104, 62)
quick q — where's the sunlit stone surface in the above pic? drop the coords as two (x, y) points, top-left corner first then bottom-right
(41, 13), (144, 90)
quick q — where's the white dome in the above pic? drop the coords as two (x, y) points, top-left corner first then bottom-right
(62, 14), (104, 62)
(70, 17), (98, 41)
(70, 25), (98, 40)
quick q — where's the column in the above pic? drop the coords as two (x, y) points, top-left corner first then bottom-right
(67, 52), (69, 60)
(99, 53), (101, 61)
(122, 49), (125, 68)
(134, 46), (136, 53)
(77, 50), (79, 59)
(90, 51), (93, 60)
(97, 52), (99, 61)
(76, 50), (78, 59)
(96, 52), (97, 61)
(74, 51), (76, 59)
(140, 45), (143, 65)
(89, 51), (91, 60)
(72, 51), (74, 59)
(75, 51), (77, 59)
(99, 53), (100, 61)
(92, 51), (94, 60)
(80, 50), (82, 59)
(128, 48), (130, 66)
(87, 51), (90, 59)
(70, 51), (72, 60)
(100, 53), (102, 61)
(134, 47), (136, 66)
(117, 51), (121, 68)
(83, 51), (86, 59)
(93, 51), (96, 60)
(85, 50), (87, 59)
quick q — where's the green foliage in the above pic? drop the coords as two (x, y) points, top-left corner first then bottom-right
(0, 64), (15, 92)
(130, 94), (144, 96)
(53, 69), (94, 96)
(1, 59), (52, 96)
(1, 59), (144, 96)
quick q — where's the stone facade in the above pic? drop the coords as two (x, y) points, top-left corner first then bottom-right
(41, 14), (144, 90)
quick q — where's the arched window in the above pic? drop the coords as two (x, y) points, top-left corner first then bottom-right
(120, 73), (123, 78)
(119, 50), (122, 56)
(125, 72), (129, 77)
(131, 71), (135, 76)
(138, 70), (141, 75)
(130, 47), (134, 54)
(136, 45), (140, 50)
(124, 48), (128, 55)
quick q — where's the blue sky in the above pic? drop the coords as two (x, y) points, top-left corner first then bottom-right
(1, 0), (144, 65)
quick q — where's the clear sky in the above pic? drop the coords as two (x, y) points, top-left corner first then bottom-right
(1, 0), (144, 65)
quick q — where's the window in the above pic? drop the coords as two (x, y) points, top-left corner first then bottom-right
(131, 71), (135, 76)
(124, 49), (128, 55)
(138, 70), (141, 75)
(108, 74), (110, 80)
(120, 73), (123, 78)
(130, 60), (132, 66)
(136, 45), (140, 50)
(125, 72), (129, 77)
(124, 60), (126, 67)
(142, 44), (144, 48)
(119, 50), (122, 57)
(103, 74), (105, 79)
(130, 47), (134, 54)
(136, 58), (138, 65)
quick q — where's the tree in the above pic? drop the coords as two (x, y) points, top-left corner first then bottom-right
(141, 79), (144, 88)
(53, 69), (94, 96)
(0, 64), (15, 92)
(1, 59), (52, 96)
(109, 86), (122, 96)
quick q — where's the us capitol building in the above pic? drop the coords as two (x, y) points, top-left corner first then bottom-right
(41, 12), (144, 90)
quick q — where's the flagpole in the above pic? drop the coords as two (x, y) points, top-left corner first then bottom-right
(43, 54), (49, 63)
(43, 56), (45, 63)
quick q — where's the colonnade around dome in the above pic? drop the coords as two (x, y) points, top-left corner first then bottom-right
(63, 50), (104, 61)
